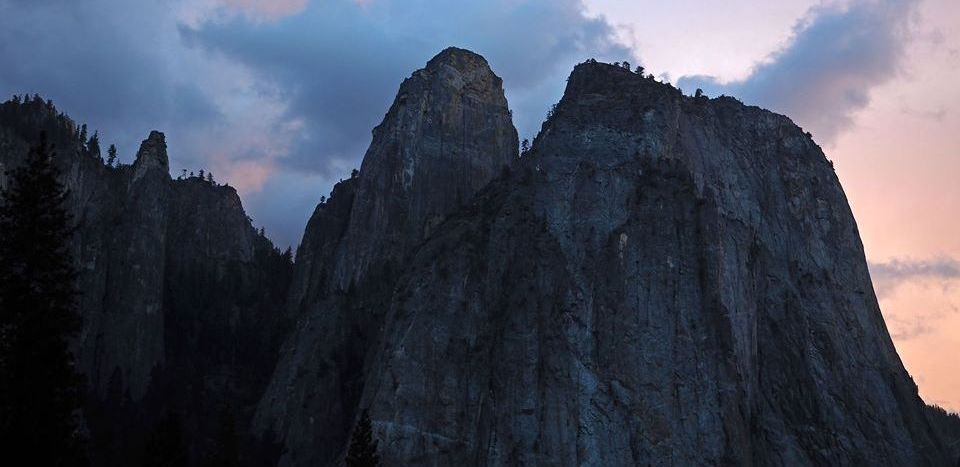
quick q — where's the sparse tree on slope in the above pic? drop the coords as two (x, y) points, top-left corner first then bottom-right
(0, 133), (85, 465)
(87, 130), (101, 161)
(203, 407), (240, 467)
(143, 411), (188, 467)
(107, 144), (118, 167)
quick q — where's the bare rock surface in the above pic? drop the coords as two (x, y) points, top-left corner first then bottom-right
(254, 47), (518, 465)
(260, 58), (953, 465)
(2, 49), (956, 466)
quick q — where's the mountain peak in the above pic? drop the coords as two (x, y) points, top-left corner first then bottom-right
(565, 59), (680, 100)
(132, 130), (169, 179)
(425, 46), (491, 73)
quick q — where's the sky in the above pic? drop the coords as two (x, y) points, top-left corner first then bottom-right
(1, 0), (958, 410)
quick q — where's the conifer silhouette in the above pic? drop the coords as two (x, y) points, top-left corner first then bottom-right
(345, 409), (381, 467)
(0, 133), (85, 465)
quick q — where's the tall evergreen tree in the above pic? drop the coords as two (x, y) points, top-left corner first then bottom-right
(106, 144), (118, 167)
(143, 411), (188, 467)
(87, 130), (101, 161)
(345, 409), (381, 467)
(0, 133), (85, 465)
(204, 405), (240, 467)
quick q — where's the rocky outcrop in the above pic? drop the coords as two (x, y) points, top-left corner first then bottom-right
(4, 48), (955, 466)
(0, 98), (292, 465)
(131, 130), (169, 181)
(260, 57), (953, 465)
(254, 47), (518, 465)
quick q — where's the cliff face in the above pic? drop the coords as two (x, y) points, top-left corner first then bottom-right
(285, 47), (518, 311)
(0, 99), (292, 464)
(262, 58), (952, 465)
(3, 49), (955, 466)
(254, 47), (518, 465)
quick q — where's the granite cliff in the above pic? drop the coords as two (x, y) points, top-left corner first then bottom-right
(0, 98), (292, 465)
(254, 47), (518, 465)
(2, 47), (958, 466)
(256, 51), (956, 465)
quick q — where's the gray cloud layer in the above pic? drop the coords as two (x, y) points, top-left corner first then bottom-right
(870, 257), (960, 295)
(679, 0), (919, 144)
(0, 0), (221, 157)
(180, 0), (634, 174)
(1, 0), (632, 248)
(1, 0), (921, 248)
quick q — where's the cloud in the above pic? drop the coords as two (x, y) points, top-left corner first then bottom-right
(177, 0), (309, 25)
(0, 0), (308, 244)
(219, 0), (308, 20)
(177, 0), (632, 246)
(678, 0), (920, 144)
(1, 0), (631, 249)
(898, 105), (947, 122)
(181, 0), (633, 175)
(870, 257), (960, 340)
(870, 257), (960, 297)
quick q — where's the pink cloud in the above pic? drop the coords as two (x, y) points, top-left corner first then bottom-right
(220, 0), (308, 20)
(215, 157), (275, 193)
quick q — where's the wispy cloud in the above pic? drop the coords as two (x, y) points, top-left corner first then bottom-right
(898, 105), (947, 122)
(679, 0), (920, 144)
(870, 257), (960, 296)
(0, 0), (632, 248)
(220, 0), (308, 20)
(870, 257), (960, 340)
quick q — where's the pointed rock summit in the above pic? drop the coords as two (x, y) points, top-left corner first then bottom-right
(335, 45), (516, 288)
(132, 130), (169, 180)
(254, 47), (517, 464)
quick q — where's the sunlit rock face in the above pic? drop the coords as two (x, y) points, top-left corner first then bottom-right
(261, 56), (952, 466)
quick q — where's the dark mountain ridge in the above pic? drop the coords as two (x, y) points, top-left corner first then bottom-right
(2, 48), (959, 466)
(0, 96), (292, 465)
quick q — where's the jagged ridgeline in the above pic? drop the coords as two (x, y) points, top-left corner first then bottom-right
(0, 96), (292, 466)
(2, 46), (959, 467)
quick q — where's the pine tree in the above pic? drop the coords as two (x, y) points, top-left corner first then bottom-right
(143, 411), (188, 467)
(87, 130), (101, 161)
(204, 406), (240, 467)
(345, 409), (381, 467)
(107, 144), (118, 167)
(0, 133), (85, 465)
